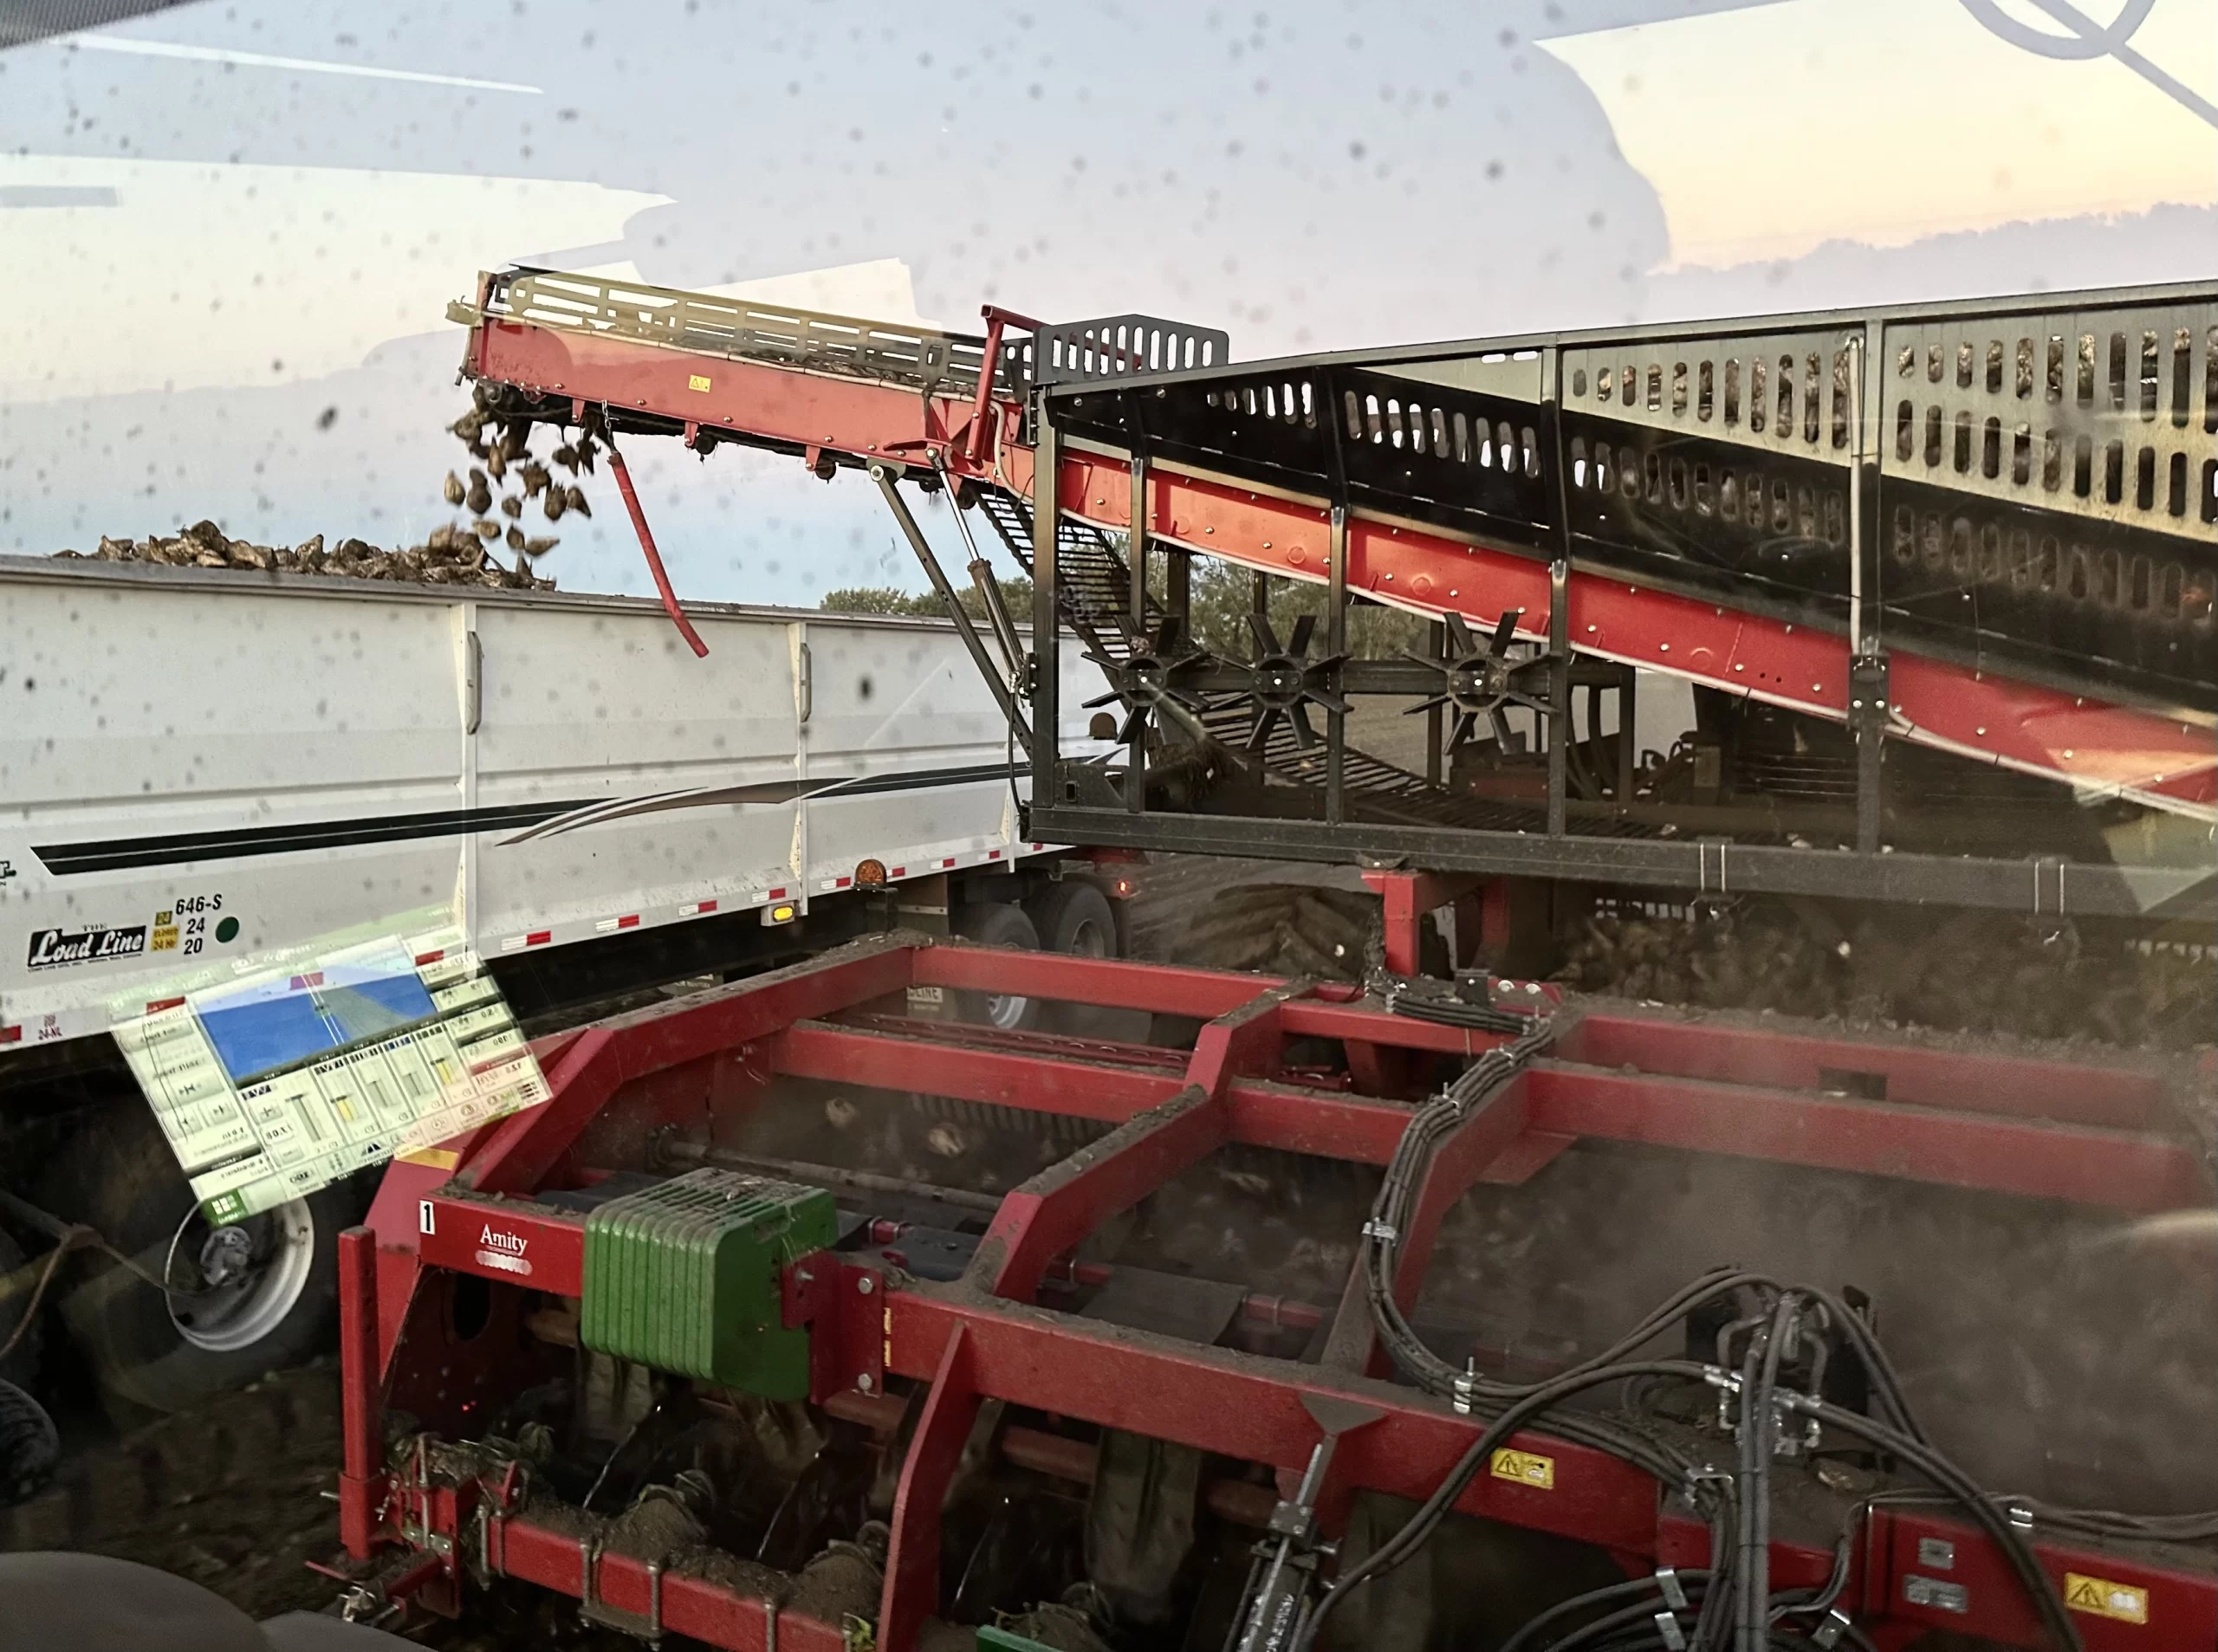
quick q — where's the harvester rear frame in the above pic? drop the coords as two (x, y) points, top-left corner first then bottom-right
(340, 918), (2217, 1650)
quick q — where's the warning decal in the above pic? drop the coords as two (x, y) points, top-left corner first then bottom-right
(2063, 1572), (2148, 1625)
(1489, 1448), (1555, 1491)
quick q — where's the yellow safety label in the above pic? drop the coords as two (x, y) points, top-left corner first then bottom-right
(688, 373), (712, 392)
(395, 1145), (461, 1169)
(1490, 1448), (1555, 1491)
(2064, 1572), (2148, 1625)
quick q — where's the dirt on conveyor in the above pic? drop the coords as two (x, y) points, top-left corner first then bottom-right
(1554, 898), (2215, 1052)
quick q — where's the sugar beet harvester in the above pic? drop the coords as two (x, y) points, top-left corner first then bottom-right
(442, 269), (2215, 930)
(335, 271), (2218, 1649)
(338, 930), (2218, 1652)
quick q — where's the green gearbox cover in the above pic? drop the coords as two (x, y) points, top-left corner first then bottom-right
(580, 1167), (835, 1399)
(976, 1629), (1060, 1652)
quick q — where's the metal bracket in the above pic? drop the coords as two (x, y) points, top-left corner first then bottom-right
(1546, 559), (1570, 837)
(579, 1536), (667, 1644)
(2032, 858), (2066, 918)
(1849, 651), (1889, 854)
(875, 462), (1033, 753)
(1696, 839), (1730, 896)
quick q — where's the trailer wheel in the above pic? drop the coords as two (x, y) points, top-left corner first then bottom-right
(954, 901), (1043, 1031)
(34, 1103), (358, 1417)
(1028, 879), (1117, 962)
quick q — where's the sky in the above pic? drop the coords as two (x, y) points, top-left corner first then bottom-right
(0, 0), (2211, 606)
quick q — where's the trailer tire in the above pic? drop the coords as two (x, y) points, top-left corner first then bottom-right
(34, 1104), (359, 1417)
(1028, 879), (1117, 961)
(953, 900), (1043, 1031)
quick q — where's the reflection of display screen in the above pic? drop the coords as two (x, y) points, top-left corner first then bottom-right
(193, 945), (437, 1085)
(111, 922), (550, 1225)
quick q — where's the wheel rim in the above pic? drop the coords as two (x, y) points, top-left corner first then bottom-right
(980, 989), (1033, 1029)
(1063, 915), (1110, 959)
(162, 1199), (316, 1353)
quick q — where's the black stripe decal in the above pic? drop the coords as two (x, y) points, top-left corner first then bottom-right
(832, 761), (1017, 797)
(32, 800), (603, 875)
(31, 763), (1020, 874)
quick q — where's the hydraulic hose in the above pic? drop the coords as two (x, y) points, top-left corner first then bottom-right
(1290, 1358), (1724, 1652)
(1333, 1032), (2184, 1652)
(1495, 1572), (1713, 1652)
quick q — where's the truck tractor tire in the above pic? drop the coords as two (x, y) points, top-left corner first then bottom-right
(33, 1102), (360, 1418)
(1175, 882), (1378, 982)
(1028, 879), (1118, 962)
(953, 900), (1043, 1032)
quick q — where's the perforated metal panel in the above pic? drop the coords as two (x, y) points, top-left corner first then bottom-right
(1034, 314), (1231, 386)
(1560, 327), (1859, 464)
(1878, 299), (2218, 537)
(1047, 279), (2218, 709)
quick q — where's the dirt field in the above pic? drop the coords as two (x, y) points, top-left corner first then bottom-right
(0, 1364), (340, 1620)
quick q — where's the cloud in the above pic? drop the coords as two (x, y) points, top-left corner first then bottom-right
(0, 153), (667, 402)
(1540, 0), (2217, 269)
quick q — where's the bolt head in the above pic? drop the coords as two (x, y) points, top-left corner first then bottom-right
(856, 1373), (875, 1392)
(857, 1274), (876, 1295)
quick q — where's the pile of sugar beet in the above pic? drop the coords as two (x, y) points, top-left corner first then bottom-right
(53, 389), (594, 592)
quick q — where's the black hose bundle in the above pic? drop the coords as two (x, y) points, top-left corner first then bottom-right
(1285, 1019), (2160, 1652)
(1383, 984), (1534, 1038)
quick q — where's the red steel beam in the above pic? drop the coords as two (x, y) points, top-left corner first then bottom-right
(1855, 1506), (2215, 1651)
(487, 1511), (846, 1652)
(1360, 868), (1488, 977)
(912, 943), (1282, 1017)
(464, 941), (914, 1195)
(1563, 1011), (2177, 1132)
(1038, 447), (2215, 815)
(337, 1226), (384, 1560)
(895, 943), (1525, 1059)
(1321, 1071), (1534, 1381)
(1184, 988), (1293, 1097)
(474, 321), (996, 480)
(886, 1283), (1668, 1558)
(606, 444), (710, 657)
(876, 1325), (981, 1652)
(779, 1020), (1428, 1163)
(974, 1085), (1229, 1301)
(775, 1018), (2204, 1211)
(778, 1019), (1180, 1122)
(1525, 1061), (2208, 1213)
(971, 988), (1286, 1301)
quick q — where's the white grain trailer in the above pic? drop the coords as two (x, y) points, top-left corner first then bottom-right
(0, 554), (1116, 1412)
